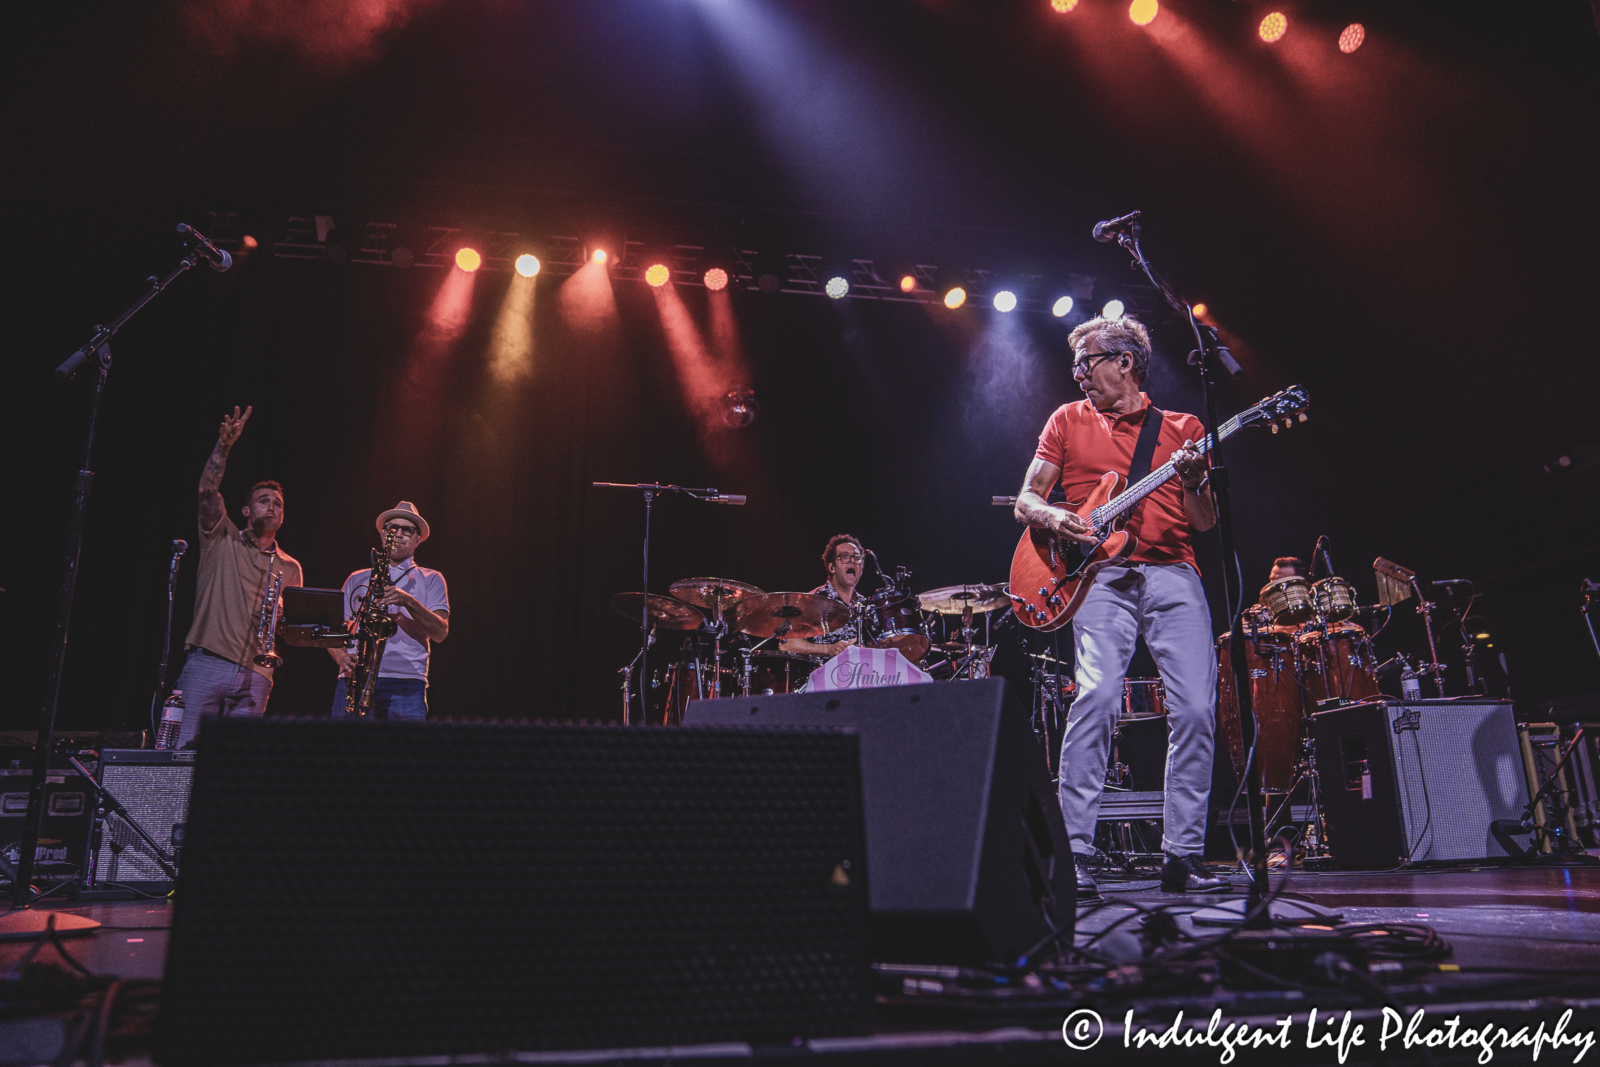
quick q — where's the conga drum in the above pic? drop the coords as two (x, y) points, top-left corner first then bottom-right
(1216, 631), (1305, 792)
(1297, 622), (1380, 705)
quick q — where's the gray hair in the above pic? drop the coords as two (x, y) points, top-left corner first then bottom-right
(1068, 315), (1153, 383)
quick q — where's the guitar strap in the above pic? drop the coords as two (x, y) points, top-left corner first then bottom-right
(1127, 402), (1165, 487)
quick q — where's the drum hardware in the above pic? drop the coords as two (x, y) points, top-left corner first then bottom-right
(1028, 647), (1076, 780)
(1374, 557), (1448, 697)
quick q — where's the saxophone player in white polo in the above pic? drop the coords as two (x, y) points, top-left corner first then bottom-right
(328, 502), (450, 720)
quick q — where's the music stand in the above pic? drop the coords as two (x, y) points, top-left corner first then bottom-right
(279, 587), (350, 648)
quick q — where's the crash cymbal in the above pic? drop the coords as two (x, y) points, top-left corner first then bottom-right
(609, 592), (706, 631)
(734, 592), (850, 639)
(918, 583), (1010, 615)
(669, 577), (766, 617)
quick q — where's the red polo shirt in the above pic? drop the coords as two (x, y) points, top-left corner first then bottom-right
(1033, 394), (1206, 572)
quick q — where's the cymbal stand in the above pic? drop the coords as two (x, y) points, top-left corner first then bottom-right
(618, 627), (655, 726)
(1583, 580), (1600, 665)
(1408, 576), (1448, 696)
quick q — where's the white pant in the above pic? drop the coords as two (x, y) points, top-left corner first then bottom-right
(1058, 562), (1218, 855)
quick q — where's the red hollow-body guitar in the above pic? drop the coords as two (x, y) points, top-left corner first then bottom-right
(1009, 385), (1309, 631)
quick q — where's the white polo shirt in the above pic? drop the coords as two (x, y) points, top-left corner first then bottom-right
(340, 561), (450, 682)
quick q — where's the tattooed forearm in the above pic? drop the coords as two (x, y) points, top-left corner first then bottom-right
(199, 440), (230, 528)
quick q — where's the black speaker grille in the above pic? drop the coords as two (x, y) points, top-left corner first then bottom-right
(155, 720), (871, 1062)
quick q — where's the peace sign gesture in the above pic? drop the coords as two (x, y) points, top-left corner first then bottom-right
(218, 405), (252, 448)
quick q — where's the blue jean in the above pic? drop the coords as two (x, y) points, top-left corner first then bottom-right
(331, 677), (428, 721)
(1059, 562), (1218, 856)
(172, 648), (273, 749)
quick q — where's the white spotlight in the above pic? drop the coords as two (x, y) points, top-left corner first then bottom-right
(993, 290), (1018, 313)
(825, 276), (850, 300)
(1102, 299), (1125, 319)
(1052, 296), (1074, 318)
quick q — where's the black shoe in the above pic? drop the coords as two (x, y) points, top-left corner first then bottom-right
(1074, 854), (1101, 899)
(1160, 854), (1230, 893)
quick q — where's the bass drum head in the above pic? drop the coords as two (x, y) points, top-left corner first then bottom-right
(747, 651), (822, 695)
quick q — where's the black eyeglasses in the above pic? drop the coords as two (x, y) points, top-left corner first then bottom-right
(1072, 351), (1124, 377)
(386, 524), (420, 537)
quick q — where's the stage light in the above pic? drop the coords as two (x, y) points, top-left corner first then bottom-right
(1050, 0), (1079, 11)
(1191, 302), (1208, 318)
(704, 267), (730, 291)
(515, 254), (541, 278)
(1129, 0), (1158, 26)
(455, 247), (482, 273)
(645, 263), (671, 288)
(1052, 296), (1074, 318)
(1258, 12), (1287, 43)
(1102, 299), (1125, 319)
(900, 274), (917, 293)
(1338, 23), (1365, 53)
(592, 248), (609, 265)
(944, 287), (967, 310)
(825, 276), (850, 300)
(757, 272), (781, 294)
(993, 290), (1018, 313)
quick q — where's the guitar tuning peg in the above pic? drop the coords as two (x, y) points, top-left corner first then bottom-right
(1270, 423), (1280, 434)
(1283, 418), (1294, 430)
(1297, 412), (1308, 423)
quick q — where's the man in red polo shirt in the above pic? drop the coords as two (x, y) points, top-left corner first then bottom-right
(1014, 314), (1228, 896)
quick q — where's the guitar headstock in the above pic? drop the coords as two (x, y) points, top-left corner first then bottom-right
(1233, 384), (1309, 435)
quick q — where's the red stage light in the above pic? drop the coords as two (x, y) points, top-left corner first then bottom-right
(645, 263), (670, 288)
(1050, 0), (1079, 11)
(1129, 0), (1158, 26)
(900, 275), (917, 293)
(592, 248), (608, 265)
(1338, 23), (1365, 53)
(1258, 12), (1287, 43)
(704, 267), (729, 291)
(455, 248), (482, 273)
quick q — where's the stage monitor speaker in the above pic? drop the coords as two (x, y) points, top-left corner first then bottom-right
(2, 765), (94, 885)
(684, 678), (1073, 966)
(1311, 698), (1527, 867)
(92, 748), (195, 891)
(154, 720), (871, 1065)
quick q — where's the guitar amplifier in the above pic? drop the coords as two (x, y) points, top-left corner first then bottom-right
(1311, 699), (1526, 867)
(1, 766), (95, 885)
(91, 749), (196, 890)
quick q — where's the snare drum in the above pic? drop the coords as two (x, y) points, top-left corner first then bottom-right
(1259, 576), (1315, 626)
(1122, 678), (1167, 720)
(861, 590), (931, 662)
(1215, 631), (1305, 791)
(745, 651), (823, 695)
(1311, 577), (1358, 622)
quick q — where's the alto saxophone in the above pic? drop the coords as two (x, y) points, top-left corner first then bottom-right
(252, 567), (285, 668)
(345, 524), (403, 719)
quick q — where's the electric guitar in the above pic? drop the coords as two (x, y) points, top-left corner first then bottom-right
(1008, 385), (1310, 631)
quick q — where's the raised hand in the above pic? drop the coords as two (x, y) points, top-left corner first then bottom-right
(218, 405), (253, 449)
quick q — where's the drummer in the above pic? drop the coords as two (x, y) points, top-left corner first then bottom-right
(777, 534), (866, 657)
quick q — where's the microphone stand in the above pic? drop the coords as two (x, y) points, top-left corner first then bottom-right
(13, 238), (209, 909)
(592, 483), (744, 722)
(1109, 219), (1272, 926)
(149, 542), (187, 739)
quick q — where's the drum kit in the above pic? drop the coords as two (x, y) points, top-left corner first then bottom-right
(1216, 574), (1385, 796)
(609, 574), (1014, 724)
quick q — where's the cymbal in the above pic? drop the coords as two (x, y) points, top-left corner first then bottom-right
(609, 592), (705, 631)
(918, 583), (1010, 615)
(669, 577), (765, 617)
(734, 592), (849, 639)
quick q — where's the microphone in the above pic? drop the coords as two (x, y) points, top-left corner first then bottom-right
(704, 493), (746, 506)
(171, 539), (188, 557)
(1431, 579), (1471, 588)
(176, 223), (233, 272)
(1314, 535), (1334, 578)
(1092, 211), (1142, 243)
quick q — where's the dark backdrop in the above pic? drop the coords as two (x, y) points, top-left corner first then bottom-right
(4, 0), (1598, 731)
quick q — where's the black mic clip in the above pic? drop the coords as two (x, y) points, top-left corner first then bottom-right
(177, 223), (233, 272)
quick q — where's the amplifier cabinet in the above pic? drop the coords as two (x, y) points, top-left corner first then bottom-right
(1311, 699), (1526, 867)
(92, 749), (196, 890)
(1, 767), (94, 885)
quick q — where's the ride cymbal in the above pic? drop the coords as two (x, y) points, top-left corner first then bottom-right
(669, 577), (766, 617)
(609, 592), (706, 631)
(917, 583), (1010, 615)
(733, 592), (850, 639)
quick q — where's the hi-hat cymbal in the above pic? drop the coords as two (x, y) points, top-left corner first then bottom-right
(669, 577), (765, 617)
(734, 592), (850, 639)
(609, 592), (705, 631)
(918, 583), (1010, 615)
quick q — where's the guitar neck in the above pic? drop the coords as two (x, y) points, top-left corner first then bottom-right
(1094, 417), (1240, 526)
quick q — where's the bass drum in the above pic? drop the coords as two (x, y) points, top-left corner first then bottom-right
(861, 590), (931, 662)
(1297, 623), (1380, 704)
(746, 651), (823, 695)
(1216, 632), (1305, 792)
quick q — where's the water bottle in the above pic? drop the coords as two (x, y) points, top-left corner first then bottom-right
(156, 691), (186, 750)
(1400, 662), (1421, 702)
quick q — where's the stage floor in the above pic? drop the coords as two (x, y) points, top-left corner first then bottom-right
(5, 862), (1600, 1065)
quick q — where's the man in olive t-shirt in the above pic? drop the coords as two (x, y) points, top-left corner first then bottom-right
(172, 406), (302, 748)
